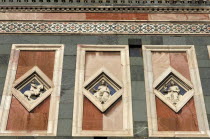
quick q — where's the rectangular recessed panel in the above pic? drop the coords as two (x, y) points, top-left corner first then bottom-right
(82, 51), (123, 130)
(152, 51), (198, 131)
(6, 51), (55, 131)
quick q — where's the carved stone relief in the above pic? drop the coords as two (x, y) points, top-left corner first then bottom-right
(83, 67), (123, 112)
(12, 66), (54, 112)
(153, 67), (194, 112)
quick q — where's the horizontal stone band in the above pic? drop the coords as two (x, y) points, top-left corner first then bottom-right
(0, 21), (209, 34)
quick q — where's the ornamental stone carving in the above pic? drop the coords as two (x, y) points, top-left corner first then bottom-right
(12, 66), (54, 112)
(163, 80), (181, 105)
(83, 68), (123, 112)
(92, 80), (110, 104)
(153, 67), (194, 112)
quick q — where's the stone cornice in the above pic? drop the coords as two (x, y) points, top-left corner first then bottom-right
(0, 5), (210, 13)
(0, 0), (210, 13)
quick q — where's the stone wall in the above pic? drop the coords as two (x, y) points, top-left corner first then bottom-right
(0, 34), (210, 138)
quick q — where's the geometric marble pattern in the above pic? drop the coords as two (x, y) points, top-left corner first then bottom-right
(0, 21), (209, 34)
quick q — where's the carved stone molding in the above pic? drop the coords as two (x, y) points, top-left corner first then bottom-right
(12, 66), (54, 112)
(0, 6), (210, 13)
(0, 0), (209, 13)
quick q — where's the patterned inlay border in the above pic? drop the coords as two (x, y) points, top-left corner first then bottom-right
(0, 21), (210, 34)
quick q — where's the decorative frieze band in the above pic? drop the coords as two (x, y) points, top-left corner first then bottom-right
(0, 6), (210, 13)
(0, 21), (210, 34)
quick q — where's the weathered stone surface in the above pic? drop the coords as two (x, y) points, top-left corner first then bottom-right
(36, 137), (56, 139)
(0, 78), (5, 96)
(57, 119), (72, 136)
(129, 47), (142, 57)
(198, 60), (210, 68)
(128, 38), (142, 46)
(200, 79), (210, 96)
(0, 44), (11, 54)
(131, 81), (146, 100)
(97, 36), (119, 45)
(61, 69), (75, 90)
(133, 121), (148, 137)
(58, 103), (73, 119)
(186, 36), (210, 46)
(130, 57), (143, 66)
(63, 56), (76, 70)
(199, 68), (210, 79)
(0, 54), (9, 65)
(0, 137), (16, 139)
(204, 96), (210, 114)
(142, 36), (151, 45)
(133, 100), (147, 122)
(130, 66), (144, 81)
(17, 137), (35, 139)
(163, 36), (186, 45)
(150, 36), (163, 45)
(60, 89), (74, 104)
(194, 45), (209, 60)
(0, 65), (8, 78)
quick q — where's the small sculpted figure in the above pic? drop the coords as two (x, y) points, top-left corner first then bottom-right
(92, 80), (110, 104)
(24, 81), (44, 101)
(163, 81), (180, 105)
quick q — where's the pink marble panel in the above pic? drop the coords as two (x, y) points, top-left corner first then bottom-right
(0, 13), (86, 20)
(103, 98), (123, 130)
(169, 52), (191, 81)
(85, 52), (122, 81)
(0, 13), (37, 20)
(148, 14), (209, 21)
(152, 52), (170, 80)
(36, 13), (86, 20)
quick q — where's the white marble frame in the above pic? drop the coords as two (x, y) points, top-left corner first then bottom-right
(153, 67), (194, 113)
(12, 66), (54, 112)
(0, 44), (64, 136)
(143, 45), (210, 137)
(72, 45), (133, 137)
(83, 67), (123, 113)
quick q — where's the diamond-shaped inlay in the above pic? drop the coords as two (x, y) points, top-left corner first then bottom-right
(153, 67), (194, 113)
(83, 68), (123, 112)
(12, 66), (54, 112)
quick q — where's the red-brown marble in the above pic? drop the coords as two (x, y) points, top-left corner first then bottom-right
(157, 97), (198, 131)
(169, 52), (191, 81)
(16, 51), (55, 80)
(82, 97), (103, 130)
(6, 51), (55, 131)
(156, 97), (177, 131)
(86, 13), (148, 20)
(176, 98), (198, 131)
(6, 96), (50, 130)
(153, 51), (198, 131)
